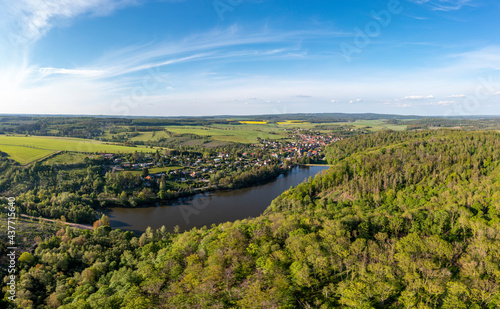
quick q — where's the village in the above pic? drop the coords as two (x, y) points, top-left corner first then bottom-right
(261, 129), (342, 159)
(99, 129), (340, 189)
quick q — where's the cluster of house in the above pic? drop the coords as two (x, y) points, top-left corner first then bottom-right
(102, 154), (159, 172)
(96, 130), (339, 184)
(99, 152), (280, 184)
(261, 131), (341, 159)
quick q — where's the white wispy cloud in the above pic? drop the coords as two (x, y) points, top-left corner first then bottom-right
(347, 99), (362, 104)
(449, 94), (466, 98)
(436, 100), (456, 105)
(37, 67), (105, 78)
(1, 0), (139, 45)
(443, 46), (500, 72)
(409, 0), (474, 11)
(1, 24), (353, 115)
(402, 95), (435, 100)
(387, 102), (412, 108)
(92, 26), (348, 78)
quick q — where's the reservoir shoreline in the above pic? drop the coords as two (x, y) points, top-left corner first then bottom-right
(106, 165), (329, 235)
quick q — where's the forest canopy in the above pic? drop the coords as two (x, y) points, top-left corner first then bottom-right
(6, 129), (500, 308)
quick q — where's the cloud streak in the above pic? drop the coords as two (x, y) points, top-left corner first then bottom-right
(0, 24), (353, 115)
(1, 0), (139, 46)
(402, 95), (435, 100)
(37, 67), (105, 78)
(409, 0), (474, 11)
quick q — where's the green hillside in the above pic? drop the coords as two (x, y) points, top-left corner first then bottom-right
(8, 130), (500, 308)
(0, 135), (153, 165)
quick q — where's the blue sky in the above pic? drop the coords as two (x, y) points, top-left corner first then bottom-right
(0, 0), (499, 116)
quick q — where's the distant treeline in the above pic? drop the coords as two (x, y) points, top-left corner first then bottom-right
(3, 114), (500, 140)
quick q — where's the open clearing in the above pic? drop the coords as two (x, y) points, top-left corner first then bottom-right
(0, 215), (61, 253)
(43, 152), (90, 165)
(128, 131), (171, 142)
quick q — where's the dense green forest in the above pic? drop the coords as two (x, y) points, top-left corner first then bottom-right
(5, 129), (500, 308)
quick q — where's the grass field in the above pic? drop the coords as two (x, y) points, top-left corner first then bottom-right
(165, 125), (287, 143)
(0, 144), (55, 165)
(43, 152), (89, 165)
(128, 131), (171, 142)
(0, 135), (155, 165)
(104, 131), (172, 142)
(327, 120), (407, 131)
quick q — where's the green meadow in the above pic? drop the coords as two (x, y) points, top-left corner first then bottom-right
(327, 119), (408, 131)
(0, 135), (154, 165)
(42, 152), (90, 165)
(271, 120), (407, 131)
(0, 144), (55, 165)
(128, 131), (171, 142)
(164, 125), (287, 143)
(103, 130), (171, 142)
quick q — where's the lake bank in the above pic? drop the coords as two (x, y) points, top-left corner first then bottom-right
(106, 165), (329, 235)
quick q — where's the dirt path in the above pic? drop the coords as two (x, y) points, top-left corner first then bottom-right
(20, 214), (93, 230)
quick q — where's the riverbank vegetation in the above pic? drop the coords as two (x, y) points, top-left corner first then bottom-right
(6, 129), (500, 308)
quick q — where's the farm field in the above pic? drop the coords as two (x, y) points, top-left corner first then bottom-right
(0, 144), (54, 165)
(238, 121), (268, 124)
(103, 131), (171, 142)
(161, 121), (408, 144)
(128, 131), (171, 142)
(267, 120), (407, 132)
(0, 135), (155, 165)
(328, 119), (408, 131)
(164, 125), (287, 143)
(99, 120), (407, 147)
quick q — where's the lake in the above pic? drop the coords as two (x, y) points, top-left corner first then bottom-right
(106, 165), (329, 234)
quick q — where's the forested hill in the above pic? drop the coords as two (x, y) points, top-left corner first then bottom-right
(7, 130), (500, 308)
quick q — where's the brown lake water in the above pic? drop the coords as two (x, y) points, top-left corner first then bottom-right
(106, 165), (329, 234)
